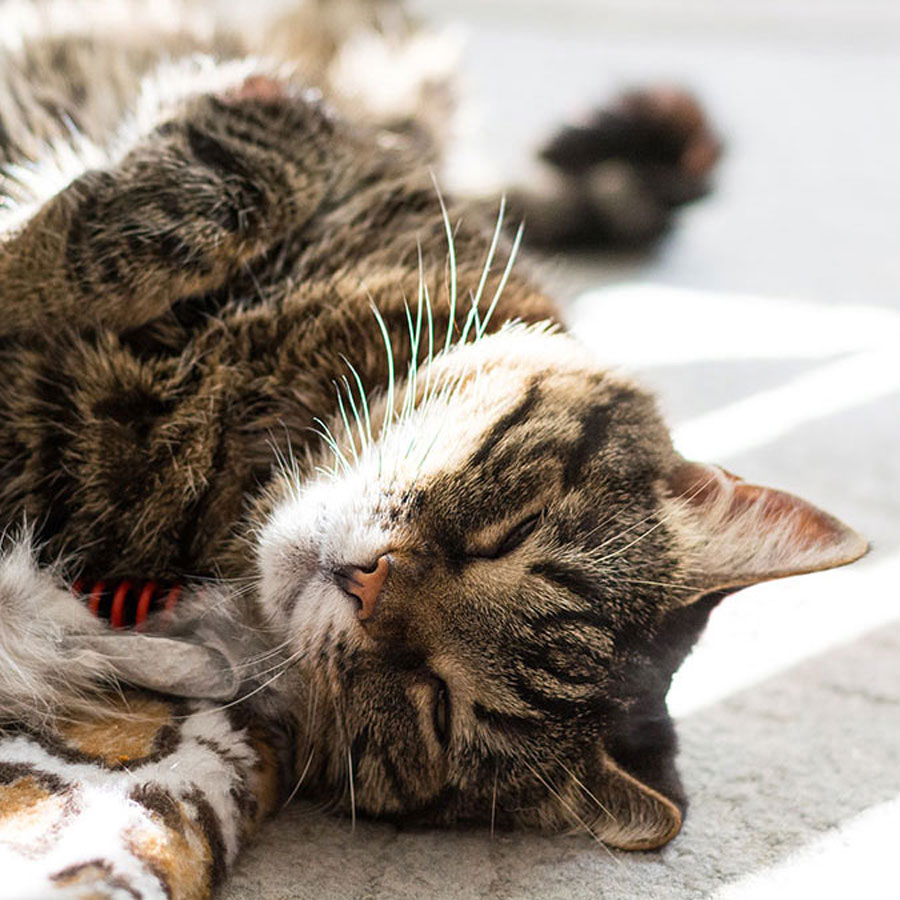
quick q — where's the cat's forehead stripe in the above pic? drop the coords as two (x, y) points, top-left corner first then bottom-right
(563, 402), (613, 489)
(467, 379), (541, 469)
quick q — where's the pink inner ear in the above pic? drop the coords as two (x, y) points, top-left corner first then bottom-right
(222, 75), (287, 105)
(666, 460), (868, 591)
(735, 483), (859, 552)
(666, 460), (740, 506)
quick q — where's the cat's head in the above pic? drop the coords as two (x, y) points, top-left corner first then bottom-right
(257, 324), (866, 849)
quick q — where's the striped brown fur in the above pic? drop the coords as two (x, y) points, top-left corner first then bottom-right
(0, 2), (866, 896)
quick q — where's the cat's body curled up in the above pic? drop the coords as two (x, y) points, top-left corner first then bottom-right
(0, 0), (866, 880)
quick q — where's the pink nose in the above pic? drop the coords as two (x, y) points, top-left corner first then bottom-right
(334, 556), (390, 621)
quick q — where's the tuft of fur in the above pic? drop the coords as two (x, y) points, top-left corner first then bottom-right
(0, 530), (278, 730)
(0, 532), (114, 731)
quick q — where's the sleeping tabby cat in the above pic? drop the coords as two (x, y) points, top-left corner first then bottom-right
(0, 0), (866, 867)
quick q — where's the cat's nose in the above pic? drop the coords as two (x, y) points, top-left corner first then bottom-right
(333, 556), (390, 621)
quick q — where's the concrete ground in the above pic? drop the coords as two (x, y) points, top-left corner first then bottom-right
(224, 3), (900, 898)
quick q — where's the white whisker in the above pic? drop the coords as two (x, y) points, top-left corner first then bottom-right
(347, 745), (357, 833)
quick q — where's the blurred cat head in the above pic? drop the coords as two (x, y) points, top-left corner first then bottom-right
(257, 324), (866, 849)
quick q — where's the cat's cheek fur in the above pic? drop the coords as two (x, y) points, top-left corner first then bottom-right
(257, 494), (324, 625)
(287, 579), (365, 657)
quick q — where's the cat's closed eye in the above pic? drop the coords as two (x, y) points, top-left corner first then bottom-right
(483, 512), (543, 559)
(431, 677), (451, 748)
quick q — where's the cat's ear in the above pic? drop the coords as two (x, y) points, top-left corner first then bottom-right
(665, 460), (867, 600)
(591, 753), (683, 850)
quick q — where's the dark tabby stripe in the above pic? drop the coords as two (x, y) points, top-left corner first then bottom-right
(472, 703), (543, 737)
(64, 184), (101, 295)
(185, 124), (270, 228)
(468, 381), (540, 468)
(31, 360), (79, 545)
(563, 402), (611, 488)
(379, 748), (416, 806)
(151, 230), (202, 269)
(526, 606), (614, 633)
(50, 860), (141, 899)
(186, 124), (257, 186)
(509, 671), (589, 719)
(129, 784), (184, 835)
(184, 788), (228, 889)
(0, 761), (68, 793)
(521, 642), (600, 687)
(530, 561), (599, 604)
(350, 728), (370, 762)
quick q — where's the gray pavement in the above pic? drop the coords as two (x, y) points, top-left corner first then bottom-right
(225, 3), (900, 898)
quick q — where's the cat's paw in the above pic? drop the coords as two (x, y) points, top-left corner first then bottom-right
(525, 86), (721, 248)
(541, 87), (721, 184)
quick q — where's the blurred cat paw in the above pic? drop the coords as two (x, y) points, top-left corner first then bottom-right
(519, 86), (721, 249)
(541, 87), (720, 182)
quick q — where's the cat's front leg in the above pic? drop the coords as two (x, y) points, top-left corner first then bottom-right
(0, 689), (285, 900)
(0, 68), (363, 338)
(0, 533), (287, 898)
